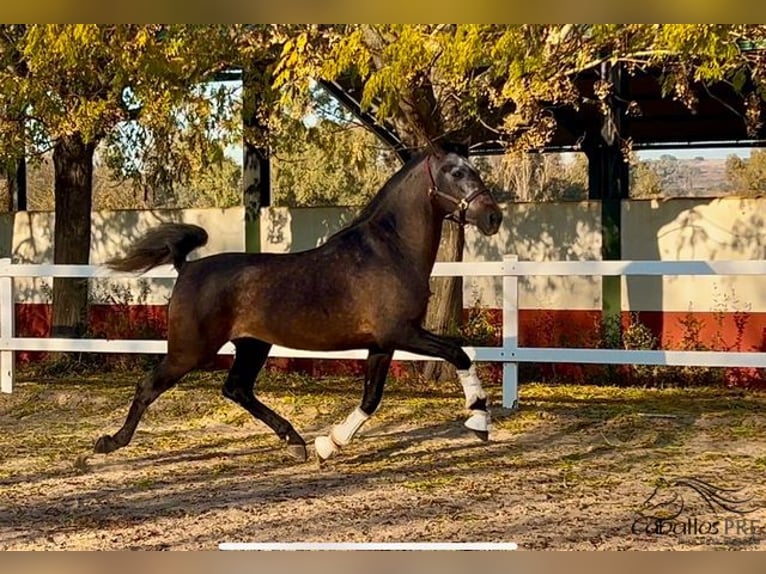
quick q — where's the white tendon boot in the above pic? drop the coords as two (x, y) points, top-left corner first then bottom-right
(314, 407), (370, 461)
(457, 365), (491, 436)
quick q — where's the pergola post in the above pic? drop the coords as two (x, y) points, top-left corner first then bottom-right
(242, 66), (271, 253)
(584, 62), (630, 340)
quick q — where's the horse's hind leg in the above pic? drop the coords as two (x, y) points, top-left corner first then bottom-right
(222, 338), (307, 462)
(315, 348), (393, 461)
(94, 355), (195, 454)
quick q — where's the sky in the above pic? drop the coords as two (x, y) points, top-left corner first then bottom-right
(637, 147), (753, 161)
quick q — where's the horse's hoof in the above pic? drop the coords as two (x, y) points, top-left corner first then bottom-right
(464, 409), (491, 438)
(94, 435), (118, 454)
(470, 429), (490, 442)
(314, 435), (339, 462)
(286, 443), (308, 462)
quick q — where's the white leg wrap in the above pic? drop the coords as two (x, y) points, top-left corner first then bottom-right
(331, 407), (370, 446)
(464, 409), (492, 433)
(457, 365), (487, 409)
(314, 407), (370, 461)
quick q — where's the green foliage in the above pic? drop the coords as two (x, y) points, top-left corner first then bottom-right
(277, 25), (766, 152)
(3, 25), (765, 209)
(474, 152), (588, 202)
(23, 148), (242, 210)
(0, 25), (243, 200)
(4, 25), (231, 144)
(272, 118), (398, 207)
(459, 296), (498, 347)
(630, 162), (662, 198)
(725, 149), (766, 195)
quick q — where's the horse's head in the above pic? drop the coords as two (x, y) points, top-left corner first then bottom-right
(425, 150), (503, 236)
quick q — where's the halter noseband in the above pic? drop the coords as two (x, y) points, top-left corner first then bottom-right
(425, 155), (487, 224)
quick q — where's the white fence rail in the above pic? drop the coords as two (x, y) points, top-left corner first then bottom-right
(2, 256), (766, 408)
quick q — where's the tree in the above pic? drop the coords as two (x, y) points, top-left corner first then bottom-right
(23, 147), (243, 211)
(0, 25), (241, 336)
(271, 117), (398, 207)
(725, 150), (766, 195)
(474, 151), (588, 202)
(630, 158), (663, 198)
(563, 153), (589, 200)
(287, 25), (766, 153)
(275, 24), (766, 380)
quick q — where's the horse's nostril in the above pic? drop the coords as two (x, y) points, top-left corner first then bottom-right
(489, 211), (503, 228)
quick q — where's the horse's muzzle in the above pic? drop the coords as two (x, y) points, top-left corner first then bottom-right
(476, 206), (503, 236)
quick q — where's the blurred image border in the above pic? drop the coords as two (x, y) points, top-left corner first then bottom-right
(2, 1), (766, 26)
(1, 550), (765, 574)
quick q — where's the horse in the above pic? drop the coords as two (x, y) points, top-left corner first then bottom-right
(95, 144), (503, 462)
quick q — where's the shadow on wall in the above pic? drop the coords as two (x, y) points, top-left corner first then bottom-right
(11, 212), (55, 304)
(8, 207), (246, 306)
(260, 206), (357, 254)
(466, 200), (603, 311)
(466, 197), (766, 321)
(623, 197), (766, 348)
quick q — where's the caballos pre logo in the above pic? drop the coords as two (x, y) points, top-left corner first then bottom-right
(632, 476), (765, 540)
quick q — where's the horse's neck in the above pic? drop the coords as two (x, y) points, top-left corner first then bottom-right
(371, 170), (443, 273)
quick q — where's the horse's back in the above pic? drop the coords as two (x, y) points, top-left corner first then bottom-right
(165, 234), (427, 351)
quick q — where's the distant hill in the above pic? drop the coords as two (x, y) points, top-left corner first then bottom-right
(639, 155), (731, 198)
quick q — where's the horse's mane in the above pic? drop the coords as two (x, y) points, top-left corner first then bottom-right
(341, 142), (469, 231)
(344, 151), (428, 229)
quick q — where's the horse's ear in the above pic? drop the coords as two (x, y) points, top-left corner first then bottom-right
(424, 138), (442, 158)
(423, 138), (468, 159)
(439, 141), (469, 157)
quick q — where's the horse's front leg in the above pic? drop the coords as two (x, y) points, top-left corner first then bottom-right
(315, 348), (393, 462)
(456, 364), (491, 440)
(397, 327), (491, 440)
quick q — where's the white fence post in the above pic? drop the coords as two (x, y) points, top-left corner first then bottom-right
(0, 258), (14, 393)
(502, 254), (519, 409)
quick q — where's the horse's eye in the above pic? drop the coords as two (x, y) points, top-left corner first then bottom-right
(452, 169), (465, 179)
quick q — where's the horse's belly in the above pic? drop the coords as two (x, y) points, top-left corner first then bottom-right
(232, 314), (376, 352)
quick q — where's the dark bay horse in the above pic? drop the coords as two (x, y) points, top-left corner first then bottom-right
(96, 145), (503, 462)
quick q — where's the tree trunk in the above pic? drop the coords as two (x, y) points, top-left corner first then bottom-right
(421, 220), (465, 382)
(3, 157), (26, 213)
(3, 166), (12, 213)
(15, 156), (27, 211)
(357, 26), (466, 383)
(51, 133), (95, 338)
(242, 65), (271, 222)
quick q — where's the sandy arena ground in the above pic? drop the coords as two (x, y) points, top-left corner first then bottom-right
(1, 370), (765, 550)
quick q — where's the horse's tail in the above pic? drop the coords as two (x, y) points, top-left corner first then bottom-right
(106, 223), (209, 274)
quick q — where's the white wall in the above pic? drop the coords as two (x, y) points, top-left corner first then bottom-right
(8, 207), (245, 304)
(463, 201), (602, 311)
(259, 198), (766, 313)
(259, 206), (355, 254)
(5, 196), (765, 313)
(622, 197), (766, 313)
